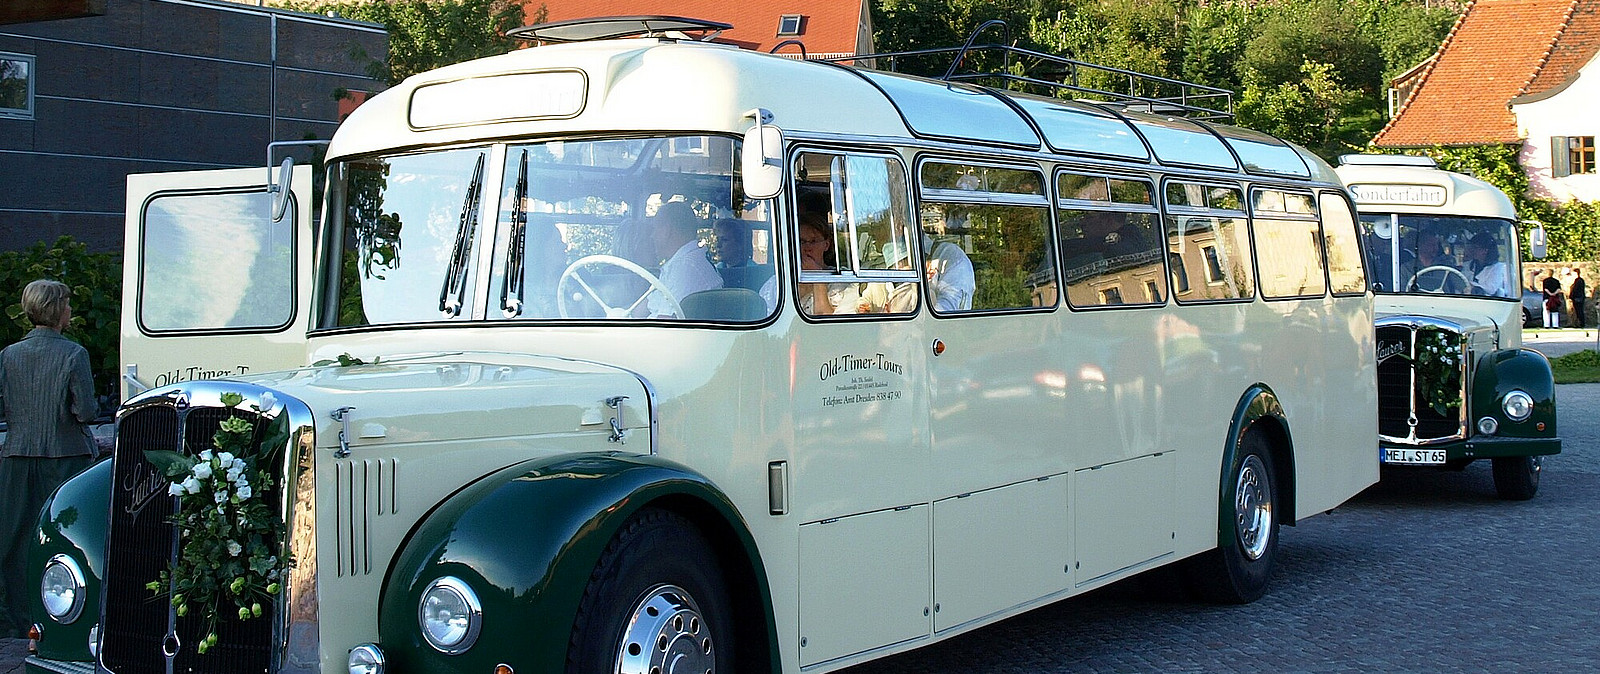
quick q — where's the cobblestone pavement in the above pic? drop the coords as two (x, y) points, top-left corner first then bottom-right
(4, 388), (1595, 674)
(842, 384), (1600, 674)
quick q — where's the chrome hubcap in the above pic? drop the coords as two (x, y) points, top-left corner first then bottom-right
(616, 584), (714, 674)
(1235, 455), (1273, 561)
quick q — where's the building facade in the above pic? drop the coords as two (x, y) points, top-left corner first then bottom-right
(0, 0), (386, 252)
(1374, 0), (1599, 204)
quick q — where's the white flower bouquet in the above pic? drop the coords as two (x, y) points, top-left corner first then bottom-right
(143, 392), (292, 655)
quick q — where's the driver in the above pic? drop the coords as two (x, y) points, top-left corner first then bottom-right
(649, 201), (722, 316)
(1405, 231), (1467, 294)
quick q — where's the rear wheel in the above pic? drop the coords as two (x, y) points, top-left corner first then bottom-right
(1182, 433), (1278, 604)
(566, 508), (733, 674)
(1492, 455), (1542, 501)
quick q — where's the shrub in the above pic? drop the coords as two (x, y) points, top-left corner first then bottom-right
(1, 237), (122, 411)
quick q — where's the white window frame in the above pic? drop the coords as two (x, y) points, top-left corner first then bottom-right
(777, 14), (804, 37)
(0, 52), (35, 120)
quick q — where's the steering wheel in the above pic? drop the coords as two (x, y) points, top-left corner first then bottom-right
(557, 254), (683, 319)
(1407, 265), (1471, 294)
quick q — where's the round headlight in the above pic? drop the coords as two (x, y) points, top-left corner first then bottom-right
(1477, 416), (1499, 436)
(40, 554), (86, 624)
(348, 643), (386, 674)
(1503, 390), (1535, 422)
(418, 577), (481, 654)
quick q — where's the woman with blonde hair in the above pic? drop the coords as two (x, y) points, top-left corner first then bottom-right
(0, 279), (98, 637)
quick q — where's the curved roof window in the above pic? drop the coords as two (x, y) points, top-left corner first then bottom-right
(1121, 112), (1237, 170)
(857, 71), (1040, 148)
(1008, 95), (1148, 161)
(1207, 124), (1310, 178)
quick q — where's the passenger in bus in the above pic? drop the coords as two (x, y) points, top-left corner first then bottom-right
(885, 243), (919, 312)
(924, 235), (974, 311)
(712, 218), (774, 294)
(649, 201), (722, 316)
(1464, 234), (1510, 298)
(712, 218), (754, 269)
(523, 217), (568, 318)
(796, 211), (863, 314)
(861, 242), (918, 313)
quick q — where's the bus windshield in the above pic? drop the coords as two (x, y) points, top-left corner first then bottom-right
(1357, 214), (1518, 299)
(328, 135), (775, 327)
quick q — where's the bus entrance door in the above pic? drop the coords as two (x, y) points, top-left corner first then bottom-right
(120, 166), (316, 400)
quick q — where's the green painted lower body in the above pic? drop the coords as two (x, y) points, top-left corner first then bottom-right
(1381, 435), (1561, 463)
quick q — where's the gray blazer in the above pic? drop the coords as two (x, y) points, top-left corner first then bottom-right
(0, 327), (97, 458)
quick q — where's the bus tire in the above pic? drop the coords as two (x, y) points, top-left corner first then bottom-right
(566, 507), (734, 674)
(1492, 455), (1541, 501)
(1184, 433), (1278, 604)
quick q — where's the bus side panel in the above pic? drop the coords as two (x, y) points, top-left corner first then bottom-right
(1292, 294), (1378, 516)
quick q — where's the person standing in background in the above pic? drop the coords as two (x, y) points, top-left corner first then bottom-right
(1570, 269), (1587, 329)
(1542, 270), (1564, 328)
(0, 280), (98, 638)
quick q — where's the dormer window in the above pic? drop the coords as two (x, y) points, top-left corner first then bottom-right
(777, 14), (803, 36)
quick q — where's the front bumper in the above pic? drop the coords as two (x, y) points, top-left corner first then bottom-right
(1381, 435), (1562, 463)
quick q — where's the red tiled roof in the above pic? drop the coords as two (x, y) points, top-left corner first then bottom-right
(522, 0), (869, 56)
(1374, 0), (1578, 147)
(1524, 0), (1600, 96)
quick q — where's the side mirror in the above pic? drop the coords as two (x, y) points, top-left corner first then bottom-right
(270, 156), (294, 223)
(1525, 219), (1547, 260)
(741, 108), (784, 200)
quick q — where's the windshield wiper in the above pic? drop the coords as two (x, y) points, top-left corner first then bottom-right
(439, 153), (486, 317)
(500, 149), (529, 317)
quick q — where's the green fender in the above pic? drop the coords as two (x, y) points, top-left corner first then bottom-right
(378, 452), (778, 673)
(26, 458), (112, 662)
(1471, 348), (1558, 442)
(1217, 385), (1296, 543)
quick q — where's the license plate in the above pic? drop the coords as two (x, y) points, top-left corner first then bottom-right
(1382, 448), (1447, 465)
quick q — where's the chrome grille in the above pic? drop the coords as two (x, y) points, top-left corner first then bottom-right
(101, 401), (282, 673)
(1375, 323), (1466, 444)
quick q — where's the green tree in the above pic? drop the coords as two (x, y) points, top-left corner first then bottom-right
(276, 0), (534, 85)
(1237, 61), (1374, 157)
(1352, 0), (1460, 83)
(1240, 0), (1384, 95)
(1029, 0), (1186, 94)
(1179, 1), (1259, 89)
(871, 0), (1068, 76)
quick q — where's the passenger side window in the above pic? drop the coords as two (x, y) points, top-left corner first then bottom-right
(919, 161), (1054, 313)
(1057, 172), (1164, 308)
(1318, 192), (1369, 296)
(1250, 188), (1327, 299)
(792, 151), (918, 317)
(1165, 181), (1254, 302)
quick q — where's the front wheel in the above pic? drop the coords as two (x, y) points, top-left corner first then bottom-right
(566, 508), (733, 674)
(1492, 455), (1542, 501)
(1182, 434), (1279, 604)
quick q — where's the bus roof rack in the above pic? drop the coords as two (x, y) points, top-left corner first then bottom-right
(509, 15), (732, 43)
(826, 20), (1235, 122)
(1338, 154), (1439, 168)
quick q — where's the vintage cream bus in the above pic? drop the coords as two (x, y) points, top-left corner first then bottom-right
(1335, 154), (1559, 500)
(27, 18), (1376, 674)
